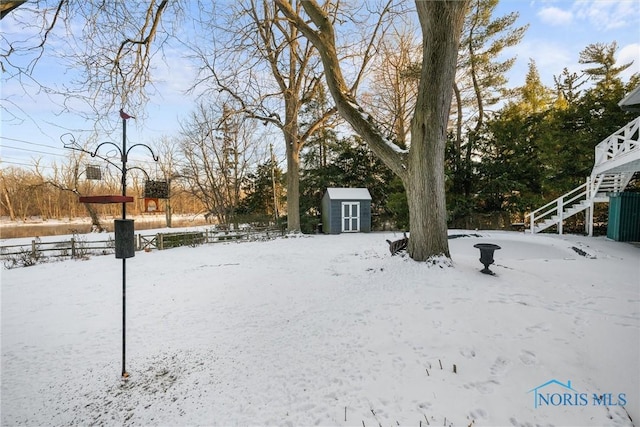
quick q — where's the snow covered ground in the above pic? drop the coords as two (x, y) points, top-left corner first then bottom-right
(1, 230), (638, 426)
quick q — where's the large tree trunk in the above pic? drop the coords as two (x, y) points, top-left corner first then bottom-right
(406, 1), (467, 260)
(406, 117), (450, 260)
(283, 80), (302, 232)
(285, 142), (301, 231)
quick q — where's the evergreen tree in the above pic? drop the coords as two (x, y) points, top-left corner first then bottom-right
(448, 0), (527, 221)
(577, 42), (638, 142)
(518, 60), (554, 115)
(239, 161), (285, 224)
(553, 67), (588, 106)
(299, 135), (396, 233)
(386, 177), (409, 230)
(475, 104), (544, 217)
(474, 42), (638, 222)
(579, 42), (633, 93)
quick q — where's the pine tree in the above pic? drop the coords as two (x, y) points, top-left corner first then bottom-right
(239, 162), (285, 225)
(518, 60), (553, 115)
(448, 0), (527, 221)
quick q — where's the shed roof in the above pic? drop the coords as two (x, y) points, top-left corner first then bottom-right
(325, 187), (371, 200)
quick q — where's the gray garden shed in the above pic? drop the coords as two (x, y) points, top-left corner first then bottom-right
(321, 188), (372, 234)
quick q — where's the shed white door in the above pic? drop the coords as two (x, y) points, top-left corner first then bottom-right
(341, 202), (360, 232)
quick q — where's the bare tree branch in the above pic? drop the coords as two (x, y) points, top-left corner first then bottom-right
(276, 0), (408, 178)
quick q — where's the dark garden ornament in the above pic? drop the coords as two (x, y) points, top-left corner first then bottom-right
(473, 243), (501, 275)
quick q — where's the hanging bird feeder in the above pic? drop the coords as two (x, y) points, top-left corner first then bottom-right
(144, 180), (169, 199)
(86, 164), (102, 180)
(143, 180), (168, 213)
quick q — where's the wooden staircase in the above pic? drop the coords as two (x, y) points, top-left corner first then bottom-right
(527, 117), (639, 235)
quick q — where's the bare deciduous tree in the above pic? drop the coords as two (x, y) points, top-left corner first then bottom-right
(0, 168), (22, 221)
(276, 0), (469, 261)
(179, 102), (260, 226)
(44, 150), (109, 230)
(1, 0), (179, 125)
(153, 136), (184, 227)
(189, 0), (391, 232)
(364, 23), (422, 149)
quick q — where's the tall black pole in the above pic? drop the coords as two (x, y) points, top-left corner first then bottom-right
(64, 111), (155, 380)
(122, 116), (128, 379)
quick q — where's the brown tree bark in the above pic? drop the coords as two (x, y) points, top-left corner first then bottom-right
(0, 173), (16, 221)
(406, 1), (468, 260)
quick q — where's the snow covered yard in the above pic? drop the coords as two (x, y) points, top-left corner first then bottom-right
(1, 230), (638, 426)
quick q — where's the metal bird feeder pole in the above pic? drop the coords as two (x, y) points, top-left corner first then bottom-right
(117, 112), (158, 379)
(66, 110), (158, 380)
(121, 115), (128, 379)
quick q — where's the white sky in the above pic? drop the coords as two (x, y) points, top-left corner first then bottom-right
(1, 0), (639, 173)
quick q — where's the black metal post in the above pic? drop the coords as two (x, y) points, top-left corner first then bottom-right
(62, 113), (158, 381)
(122, 116), (128, 379)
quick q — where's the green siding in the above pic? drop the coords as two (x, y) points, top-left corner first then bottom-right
(607, 192), (640, 241)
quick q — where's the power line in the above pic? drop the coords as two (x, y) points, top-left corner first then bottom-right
(1, 144), (67, 157)
(1, 136), (162, 157)
(0, 160), (55, 169)
(0, 136), (66, 151)
(1, 155), (36, 163)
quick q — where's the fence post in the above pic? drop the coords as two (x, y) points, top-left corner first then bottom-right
(157, 233), (163, 250)
(557, 198), (563, 235)
(71, 238), (76, 258)
(31, 240), (36, 258)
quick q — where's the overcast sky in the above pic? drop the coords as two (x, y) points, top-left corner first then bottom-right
(1, 0), (639, 172)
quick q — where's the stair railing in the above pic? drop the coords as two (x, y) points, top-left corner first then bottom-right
(592, 116), (640, 176)
(589, 174), (604, 198)
(526, 181), (588, 234)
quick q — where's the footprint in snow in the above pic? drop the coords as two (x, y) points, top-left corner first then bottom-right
(459, 347), (476, 358)
(525, 322), (551, 333)
(489, 356), (510, 377)
(518, 350), (537, 365)
(463, 379), (499, 394)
